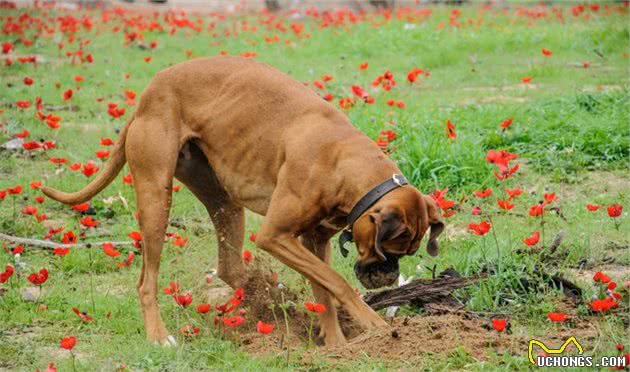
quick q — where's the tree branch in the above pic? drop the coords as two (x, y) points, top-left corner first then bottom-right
(0, 233), (134, 250)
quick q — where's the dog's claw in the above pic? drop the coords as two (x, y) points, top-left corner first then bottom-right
(157, 335), (177, 347)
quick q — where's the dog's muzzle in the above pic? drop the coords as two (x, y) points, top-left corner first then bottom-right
(354, 253), (400, 289)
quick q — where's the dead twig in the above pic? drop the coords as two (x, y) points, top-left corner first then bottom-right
(0, 233), (134, 250)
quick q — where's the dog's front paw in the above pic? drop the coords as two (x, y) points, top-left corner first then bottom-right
(156, 335), (177, 347)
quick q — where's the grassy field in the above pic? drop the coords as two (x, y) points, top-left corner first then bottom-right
(0, 2), (629, 371)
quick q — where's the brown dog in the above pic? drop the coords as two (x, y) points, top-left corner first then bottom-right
(42, 56), (444, 346)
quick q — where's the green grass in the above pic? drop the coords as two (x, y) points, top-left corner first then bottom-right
(0, 3), (629, 371)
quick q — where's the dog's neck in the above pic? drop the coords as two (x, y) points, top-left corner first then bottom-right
(335, 148), (402, 218)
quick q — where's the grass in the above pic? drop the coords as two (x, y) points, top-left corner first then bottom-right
(0, 2), (629, 371)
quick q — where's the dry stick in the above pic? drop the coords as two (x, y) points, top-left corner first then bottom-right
(0, 233), (134, 250)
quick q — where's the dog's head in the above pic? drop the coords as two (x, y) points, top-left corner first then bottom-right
(351, 187), (444, 289)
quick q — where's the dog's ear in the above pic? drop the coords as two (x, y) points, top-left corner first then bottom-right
(422, 195), (445, 257)
(369, 208), (407, 261)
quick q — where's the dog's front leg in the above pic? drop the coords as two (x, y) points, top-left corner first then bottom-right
(256, 231), (387, 331)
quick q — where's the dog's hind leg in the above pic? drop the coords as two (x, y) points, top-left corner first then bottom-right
(300, 228), (347, 346)
(174, 142), (247, 289)
(126, 118), (179, 346)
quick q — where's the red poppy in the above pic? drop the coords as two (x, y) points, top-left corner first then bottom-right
(62, 231), (77, 245)
(80, 216), (99, 228)
(521, 76), (532, 84)
(196, 303), (211, 314)
(23, 77), (34, 86)
(8, 185), (23, 195)
(323, 93), (333, 101)
(122, 173), (133, 184)
(528, 204), (544, 217)
(2, 41), (13, 54)
(16, 100), (31, 109)
(497, 199), (514, 210)
(541, 48), (553, 56)
(12, 246), (23, 255)
(257, 321), (274, 334)
(547, 312), (567, 322)
(359, 62), (368, 70)
(223, 315), (245, 327)
(474, 188), (492, 198)
(15, 129), (29, 138)
(28, 268), (49, 285)
(472, 206), (482, 215)
(607, 204), (623, 218)
(95, 150), (110, 159)
(117, 252), (135, 267)
(100, 138), (114, 146)
(586, 204), (600, 211)
(0, 190), (5, 200)
(74, 75), (84, 83)
(36, 214), (48, 222)
(616, 344), (624, 351)
(69, 163), (82, 171)
(128, 231), (142, 241)
(60, 336), (76, 350)
(63, 89), (73, 101)
(321, 75), (333, 82)
(0, 265), (15, 283)
(593, 271), (611, 284)
(500, 118), (513, 129)
(162, 281), (180, 295)
(174, 292), (193, 307)
(492, 319), (508, 332)
(72, 203), (90, 212)
(22, 205), (38, 215)
(249, 232), (257, 243)
(23, 141), (42, 150)
(179, 325), (200, 337)
(543, 193), (557, 205)
(82, 161), (99, 177)
(607, 282), (617, 291)
(522, 231), (540, 246)
(468, 221), (491, 236)
(102, 243), (120, 257)
(313, 80), (325, 90)
(505, 188), (523, 199)
(53, 247), (70, 256)
(589, 297), (617, 312)
(172, 235), (187, 247)
(304, 302), (327, 313)
(144, 56), (152, 63)
(242, 250), (253, 265)
(445, 119), (456, 140)
(72, 308), (94, 322)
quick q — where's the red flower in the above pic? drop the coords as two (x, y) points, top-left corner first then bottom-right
(162, 281), (180, 295)
(607, 282), (617, 291)
(616, 344), (624, 351)
(0, 265), (15, 283)
(122, 173), (133, 184)
(541, 48), (553, 57)
(528, 204), (544, 217)
(117, 252), (135, 267)
(304, 302), (327, 313)
(468, 221), (491, 236)
(74, 75), (84, 83)
(82, 161), (99, 177)
(16, 100), (31, 109)
(72, 308), (94, 322)
(589, 297), (617, 312)
(593, 271), (611, 284)
(22, 205), (38, 215)
(505, 188), (523, 199)
(492, 319), (508, 332)
(80, 216), (99, 228)
(179, 325), (200, 337)
(128, 231), (142, 241)
(242, 250), (253, 265)
(586, 204), (600, 211)
(223, 315), (245, 327)
(474, 188), (492, 198)
(174, 292), (193, 307)
(196, 303), (211, 314)
(100, 138), (114, 146)
(522, 231), (540, 246)
(72, 203), (90, 212)
(521, 76), (532, 84)
(500, 118), (513, 129)
(49, 157), (67, 164)
(249, 232), (257, 242)
(257, 321), (274, 334)
(607, 204), (623, 218)
(69, 163), (82, 171)
(359, 62), (368, 70)
(15, 129), (29, 138)
(445, 119), (456, 140)
(2, 41), (14, 54)
(543, 193), (557, 205)
(172, 235), (188, 247)
(60, 336), (77, 350)
(547, 312), (567, 322)
(53, 247), (70, 256)
(472, 206), (482, 215)
(23, 77), (34, 86)
(323, 93), (333, 101)
(497, 199), (514, 210)
(95, 150), (110, 159)
(8, 185), (23, 195)
(28, 268), (49, 285)
(63, 89), (73, 100)
(103, 243), (120, 257)
(62, 231), (77, 245)
(12, 245), (23, 255)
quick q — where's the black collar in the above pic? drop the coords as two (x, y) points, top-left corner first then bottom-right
(338, 174), (408, 257)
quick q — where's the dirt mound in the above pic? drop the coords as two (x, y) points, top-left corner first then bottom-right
(310, 314), (522, 362)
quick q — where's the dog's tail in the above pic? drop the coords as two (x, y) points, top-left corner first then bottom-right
(41, 116), (133, 205)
